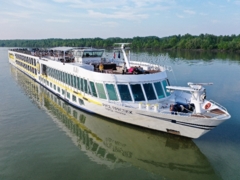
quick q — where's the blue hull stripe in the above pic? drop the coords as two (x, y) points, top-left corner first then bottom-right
(137, 113), (216, 130)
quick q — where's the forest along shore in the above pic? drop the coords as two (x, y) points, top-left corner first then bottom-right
(1, 33), (240, 51)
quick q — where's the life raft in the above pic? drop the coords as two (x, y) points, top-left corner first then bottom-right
(204, 102), (211, 109)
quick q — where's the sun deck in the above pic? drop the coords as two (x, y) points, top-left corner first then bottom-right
(11, 48), (162, 75)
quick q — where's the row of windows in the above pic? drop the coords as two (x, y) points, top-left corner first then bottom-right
(43, 66), (170, 102)
(73, 50), (104, 58)
(16, 60), (37, 75)
(39, 77), (85, 106)
(16, 54), (37, 66)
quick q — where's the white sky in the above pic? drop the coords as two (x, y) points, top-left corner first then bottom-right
(1, 0), (240, 39)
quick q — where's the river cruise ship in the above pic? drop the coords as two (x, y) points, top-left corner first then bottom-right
(8, 43), (231, 138)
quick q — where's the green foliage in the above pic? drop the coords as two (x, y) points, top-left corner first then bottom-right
(1, 34), (240, 51)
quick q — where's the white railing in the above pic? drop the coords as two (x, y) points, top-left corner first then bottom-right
(209, 99), (228, 112)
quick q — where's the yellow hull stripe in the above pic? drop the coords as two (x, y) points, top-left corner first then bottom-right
(40, 75), (102, 106)
(9, 54), (15, 60)
(16, 58), (37, 69)
(16, 64), (37, 78)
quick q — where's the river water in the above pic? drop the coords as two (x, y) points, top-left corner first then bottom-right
(0, 48), (240, 180)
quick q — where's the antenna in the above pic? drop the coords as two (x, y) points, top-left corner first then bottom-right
(188, 82), (213, 86)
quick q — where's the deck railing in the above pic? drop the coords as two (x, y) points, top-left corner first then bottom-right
(209, 99), (228, 112)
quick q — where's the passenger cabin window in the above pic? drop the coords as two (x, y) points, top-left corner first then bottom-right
(143, 83), (156, 100)
(80, 78), (84, 92)
(82, 51), (103, 58)
(75, 77), (79, 89)
(90, 81), (98, 97)
(117, 84), (132, 101)
(67, 74), (70, 85)
(106, 84), (118, 101)
(67, 92), (70, 99)
(162, 79), (171, 96)
(72, 95), (77, 102)
(95, 83), (107, 99)
(42, 64), (47, 75)
(77, 77), (81, 90)
(63, 71), (66, 83)
(154, 82), (165, 99)
(130, 84), (145, 101)
(83, 79), (90, 94)
(71, 75), (73, 87)
(73, 76), (77, 88)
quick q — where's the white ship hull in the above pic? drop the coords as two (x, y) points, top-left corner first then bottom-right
(8, 46), (230, 139)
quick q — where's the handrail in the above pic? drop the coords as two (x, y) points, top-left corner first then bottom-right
(209, 99), (227, 112)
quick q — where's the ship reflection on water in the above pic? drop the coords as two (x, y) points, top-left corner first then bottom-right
(11, 66), (221, 180)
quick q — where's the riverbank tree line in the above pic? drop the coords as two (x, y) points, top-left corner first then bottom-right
(1, 34), (240, 51)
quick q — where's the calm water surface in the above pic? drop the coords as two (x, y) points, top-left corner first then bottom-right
(0, 48), (240, 180)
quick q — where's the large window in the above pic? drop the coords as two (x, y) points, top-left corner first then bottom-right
(95, 83), (107, 99)
(67, 74), (70, 85)
(143, 83), (156, 100)
(67, 92), (70, 99)
(82, 51), (103, 58)
(71, 75), (74, 87)
(77, 77), (81, 90)
(64, 72), (67, 83)
(130, 84), (145, 101)
(61, 72), (63, 82)
(117, 84), (132, 101)
(74, 76), (77, 88)
(162, 79), (171, 96)
(154, 82), (165, 99)
(83, 79), (89, 94)
(90, 81), (98, 97)
(80, 78), (84, 91)
(106, 84), (118, 101)
(72, 95), (77, 102)
(75, 77), (79, 89)
(57, 70), (59, 81)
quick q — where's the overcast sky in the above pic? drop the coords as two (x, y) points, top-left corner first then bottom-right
(1, 0), (240, 39)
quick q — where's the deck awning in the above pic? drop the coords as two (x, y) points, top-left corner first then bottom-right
(50, 47), (75, 52)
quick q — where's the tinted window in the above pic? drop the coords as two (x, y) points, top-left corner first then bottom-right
(77, 77), (81, 90)
(117, 84), (132, 101)
(83, 79), (89, 94)
(162, 79), (171, 96)
(72, 95), (76, 102)
(64, 73), (67, 84)
(143, 83), (156, 100)
(90, 81), (98, 97)
(80, 78), (84, 91)
(74, 76), (77, 88)
(67, 74), (70, 85)
(106, 84), (118, 101)
(96, 83), (107, 99)
(71, 75), (74, 87)
(130, 84), (145, 101)
(154, 82), (165, 99)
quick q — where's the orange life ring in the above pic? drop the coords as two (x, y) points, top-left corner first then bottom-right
(205, 102), (211, 109)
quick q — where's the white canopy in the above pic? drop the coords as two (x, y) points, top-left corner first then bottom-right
(50, 47), (75, 52)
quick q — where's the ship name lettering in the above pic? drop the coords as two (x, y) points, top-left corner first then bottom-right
(102, 103), (132, 114)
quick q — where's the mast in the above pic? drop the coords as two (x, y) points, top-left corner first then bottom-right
(114, 43), (131, 69)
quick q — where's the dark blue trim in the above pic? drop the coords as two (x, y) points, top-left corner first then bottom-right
(137, 113), (215, 130)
